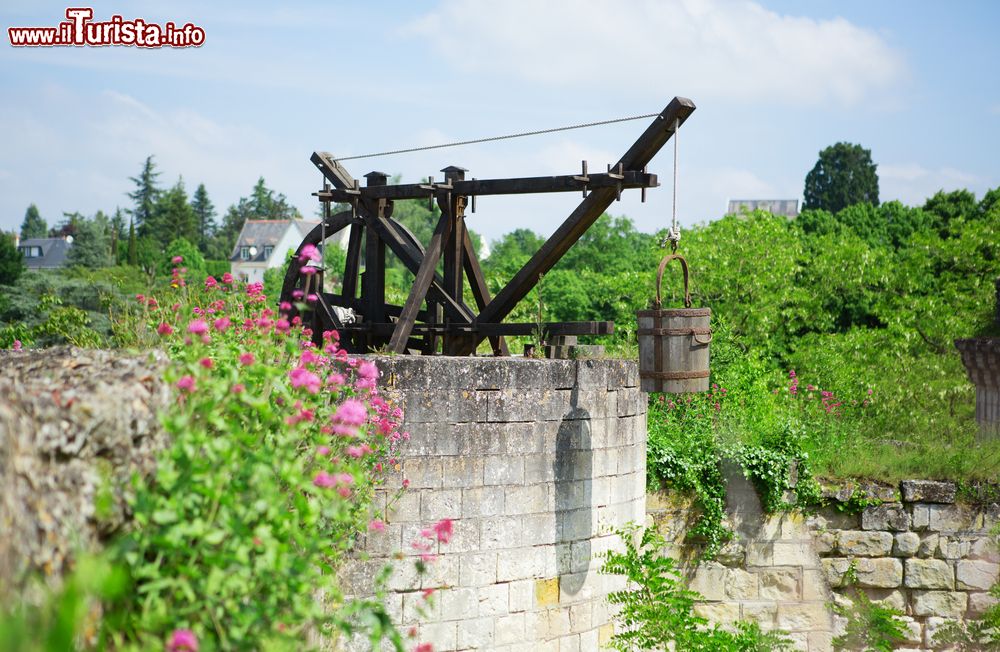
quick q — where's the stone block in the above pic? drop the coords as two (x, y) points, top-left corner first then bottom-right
(462, 486), (505, 518)
(480, 516), (524, 550)
(860, 588), (906, 611)
(911, 504), (930, 530)
(402, 458), (443, 489)
(723, 568), (758, 599)
(420, 488), (462, 521)
(747, 542), (774, 566)
(484, 455), (526, 486)
(496, 547), (547, 582)
(861, 503), (910, 531)
(969, 591), (1000, 616)
(918, 533), (939, 558)
(937, 536), (973, 560)
(741, 602), (777, 627)
(534, 577), (560, 607)
(385, 488), (421, 522)
(418, 621), (457, 651)
(823, 557), (902, 588)
(897, 616), (923, 645)
(904, 558), (954, 589)
(569, 602), (593, 633)
(970, 536), (1000, 561)
(893, 532), (920, 557)
(837, 530), (893, 556)
(956, 559), (999, 590)
(523, 454), (556, 484)
(477, 583), (510, 616)
(441, 456), (484, 489)
(776, 603), (830, 631)
(772, 542), (815, 566)
(460, 552), (498, 586)
(807, 631), (834, 652)
(505, 485), (551, 516)
(928, 504), (983, 532)
(522, 514), (558, 546)
(693, 601), (741, 624)
(901, 480), (956, 504)
(758, 568), (799, 600)
(802, 569), (830, 601)
(815, 531), (836, 555)
(456, 615), (495, 649)
(508, 579), (534, 612)
(689, 563), (727, 601)
(911, 590), (968, 618)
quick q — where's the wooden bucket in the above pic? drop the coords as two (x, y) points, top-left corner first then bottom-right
(637, 254), (711, 393)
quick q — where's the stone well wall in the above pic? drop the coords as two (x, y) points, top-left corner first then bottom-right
(651, 477), (1000, 651)
(340, 356), (647, 652)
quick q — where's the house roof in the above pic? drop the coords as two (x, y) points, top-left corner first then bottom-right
(230, 219), (319, 263)
(727, 199), (800, 218)
(18, 237), (71, 269)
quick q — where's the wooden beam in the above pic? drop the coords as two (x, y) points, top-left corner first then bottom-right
(279, 209), (354, 307)
(462, 229), (508, 356)
(337, 321), (613, 337)
(457, 97), (695, 354)
(314, 170), (658, 202)
(388, 211), (452, 353)
(341, 222), (362, 300)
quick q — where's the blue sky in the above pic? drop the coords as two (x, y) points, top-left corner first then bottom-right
(2, 1), (998, 245)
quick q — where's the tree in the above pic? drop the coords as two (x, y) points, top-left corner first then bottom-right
(19, 204), (47, 239)
(923, 189), (977, 236)
(0, 232), (25, 285)
(803, 142), (880, 213)
(128, 155), (161, 236)
(148, 177), (197, 246)
(127, 218), (138, 266)
(110, 207), (127, 263)
(190, 183), (216, 254)
(211, 178), (302, 258)
(980, 186), (1000, 217)
(162, 238), (206, 280)
(67, 214), (112, 269)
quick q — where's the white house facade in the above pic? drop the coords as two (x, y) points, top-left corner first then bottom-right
(229, 219), (319, 285)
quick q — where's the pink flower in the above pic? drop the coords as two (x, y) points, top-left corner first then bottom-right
(12, 340), (22, 351)
(231, 383), (245, 394)
(213, 317), (231, 332)
(279, 301), (292, 312)
(171, 255), (184, 264)
(239, 352), (255, 366)
(204, 276), (218, 289)
(432, 518), (453, 544)
(292, 290), (303, 300)
(369, 519), (386, 532)
(333, 399), (367, 426)
(199, 357), (213, 369)
(166, 628), (198, 652)
(301, 266), (318, 276)
(187, 319), (209, 335)
(358, 361), (379, 381)
(289, 367), (322, 394)
(421, 588), (435, 599)
(221, 272), (234, 285)
(313, 471), (336, 488)
(298, 244), (321, 264)
(317, 445), (331, 456)
(157, 323), (174, 336)
(176, 376), (196, 393)
(414, 643), (433, 652)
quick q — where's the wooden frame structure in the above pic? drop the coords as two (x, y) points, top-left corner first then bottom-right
(280, 97), (695, 355)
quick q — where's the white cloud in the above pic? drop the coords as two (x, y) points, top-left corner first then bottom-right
(880, 162), (983, 205)
(404, 0), (905, 107)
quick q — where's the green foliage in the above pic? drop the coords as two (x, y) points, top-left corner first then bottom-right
(923, 188), (978, 235)
(601, 525), (793, 652)
(128, 155), (162, 236)
(147, 178), (198, 248)
(832, 563), (908, 652)
(191, 183), (217, 255)
(0, 231), (25, 285)
(20, 203), (48, 239)
(66, 213), (112, 269)
(932, 526), (1000, 649)
(803, 142), (880, 212)
(161, 238), (206, 280)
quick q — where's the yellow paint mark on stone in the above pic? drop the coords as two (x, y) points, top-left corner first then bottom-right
(598, 623), (615, 645)
(535, 577), (560, 606)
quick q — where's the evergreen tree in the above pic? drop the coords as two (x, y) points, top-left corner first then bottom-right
(803, 142), (880, 213)
(190, 183), (217, 254)
(0, 231), (25, 285)
(127, 218), (138, 266)
(67, 214), (112, 268)
(110, 207), (126, 263)
(249, 177), (300, 220)
(128, 155), (161, 236)
(149, 178), (197, 247)
(19, 204), (47, 239)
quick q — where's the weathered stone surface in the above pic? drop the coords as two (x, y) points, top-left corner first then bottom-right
(862, 503), (911, 531)
(904, 558), (955, 590)
(861, 588), (907, 611)
(969, 591), (1000, 616)
(0, 347), (170, 592)
(837, 530), (893, 556)
(956, 560), (1000, 590)
(776, 603), (830, 631)
(901, 480), (957, 504)
(758, 569), (799, 600)
(823, 557), (903, 588)
(937, 536), (973, 560)
(928, 504), (983, 532)
(918, 533), (940, 558)
(911, 590), (968, 618)
(893, 532), (920, 557)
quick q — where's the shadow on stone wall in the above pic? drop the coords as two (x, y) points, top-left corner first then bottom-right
(554, 386), (592, 596)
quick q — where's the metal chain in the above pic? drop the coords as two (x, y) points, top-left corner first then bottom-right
(331, 112), (661, 162)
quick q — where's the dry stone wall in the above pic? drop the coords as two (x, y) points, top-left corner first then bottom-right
(651, 477), (1000, 651)
(340, 355), (647, 652)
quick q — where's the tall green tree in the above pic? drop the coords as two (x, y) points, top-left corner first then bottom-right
(19, 204), (47, 239)
(128, 155), (161, 236)
(211, 178), (302, 258)
(110, 207), (126, 263)
(190, 183), (216, 254)
(803, 142), (880, 213)
(127, 218), (138, 266)
(0, 232), (25, 284)
(66, 214), (112, 269)
(923, 189), (977, 236)
(148, 178), (197, 247)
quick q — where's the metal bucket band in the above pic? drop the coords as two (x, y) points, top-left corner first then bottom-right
(637, 327), (713, 336)
(636, 308), (712, 318)
(639, 370), (711, 380)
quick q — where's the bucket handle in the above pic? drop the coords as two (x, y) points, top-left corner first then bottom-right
(654, 254), (692, 309)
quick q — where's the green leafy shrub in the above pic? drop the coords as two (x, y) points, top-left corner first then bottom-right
(601, 525), (793, 651)
(832, 563), (907, 652)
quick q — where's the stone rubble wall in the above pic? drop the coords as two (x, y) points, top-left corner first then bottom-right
(650, 478), (1000, 652)
(0, 347), (170, 596)
(340, 356), (647, 652)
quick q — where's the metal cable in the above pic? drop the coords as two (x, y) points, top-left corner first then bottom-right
(331, 112), (661, 162)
